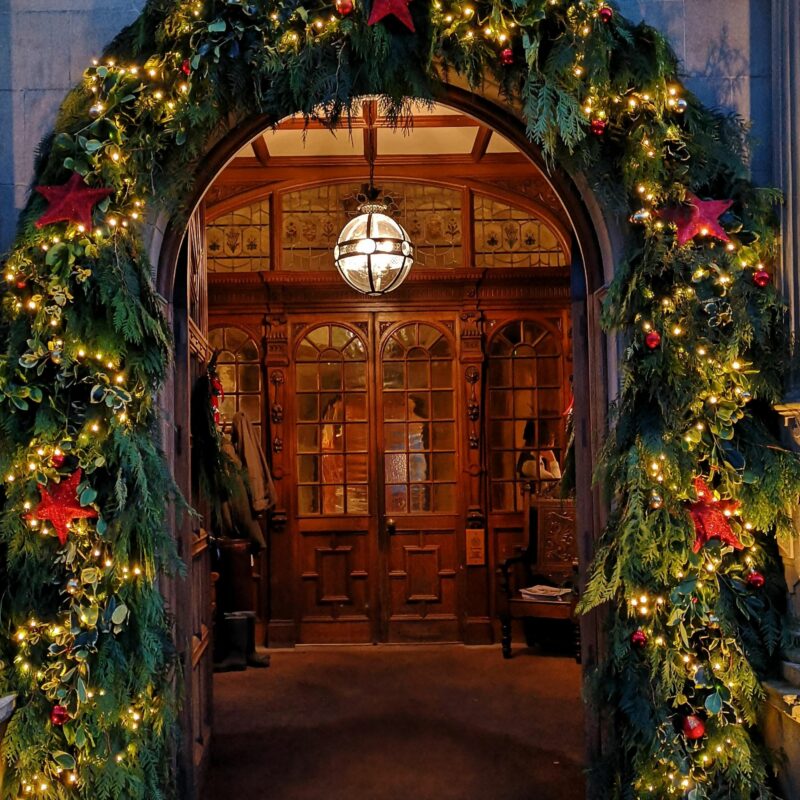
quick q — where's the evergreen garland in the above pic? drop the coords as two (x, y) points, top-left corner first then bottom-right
(0, 0), (797, 798)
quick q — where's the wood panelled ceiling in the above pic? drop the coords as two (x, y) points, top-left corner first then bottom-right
(204, 100), (569, 230)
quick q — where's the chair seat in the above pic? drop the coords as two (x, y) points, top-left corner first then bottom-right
(508, 596), (575, 621)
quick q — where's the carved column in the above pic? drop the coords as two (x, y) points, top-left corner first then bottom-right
(263, 310), (294, 645)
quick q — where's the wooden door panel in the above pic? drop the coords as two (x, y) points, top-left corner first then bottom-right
(387, 523), (459, 612)
(297, 525), (373, 643)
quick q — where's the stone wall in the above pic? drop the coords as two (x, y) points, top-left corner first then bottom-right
(0, 0), (145, 250)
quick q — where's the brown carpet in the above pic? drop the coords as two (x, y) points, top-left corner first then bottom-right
(207, 645), (585, 800)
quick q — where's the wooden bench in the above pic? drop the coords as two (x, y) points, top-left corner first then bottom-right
(499, 496), (580, 661)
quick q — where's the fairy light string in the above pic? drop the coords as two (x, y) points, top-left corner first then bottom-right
(0, 0), (795, 797)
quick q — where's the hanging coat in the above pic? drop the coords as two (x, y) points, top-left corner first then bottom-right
(232, 411), (277, 513)
(219, 440), (266, 549)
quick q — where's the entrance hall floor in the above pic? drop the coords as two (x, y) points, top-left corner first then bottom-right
(207, 644), (585, 800)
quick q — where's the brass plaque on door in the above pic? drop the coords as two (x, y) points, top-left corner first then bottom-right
(466, 528), (486, 566)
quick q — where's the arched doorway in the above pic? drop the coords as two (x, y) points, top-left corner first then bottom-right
(154, 87), (611, 798)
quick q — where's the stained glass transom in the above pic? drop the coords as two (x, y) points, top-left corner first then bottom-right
(207, 200), (270, 273)
(295, 324), (369, 516)
(474, 195), (567, 268)
(487, 320), (564, 511)
(208, 326), (262, 431)
(382, 323), (456, 514)
(282, 182), (463, 271)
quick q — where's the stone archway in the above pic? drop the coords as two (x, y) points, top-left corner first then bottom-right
(149, 81), (615, 796)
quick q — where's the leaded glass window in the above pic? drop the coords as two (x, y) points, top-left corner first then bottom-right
(473, 195), (567, 268)
(382, 323), (456, 514)
(281, 182), (463, 271)
(295, 324), (369, 516)
(207, 200), (270, 273)
(208, 326), (263, 432)
(487, 320), (564, 511)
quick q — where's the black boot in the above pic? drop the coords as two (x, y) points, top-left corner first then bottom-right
(214, 614), (248, 672)
(242, 611), (270, 668)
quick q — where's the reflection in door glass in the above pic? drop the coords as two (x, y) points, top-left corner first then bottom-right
(486, 320), (564, 510)
(295, 325), (369, 515)
(382, 323), (456, 514)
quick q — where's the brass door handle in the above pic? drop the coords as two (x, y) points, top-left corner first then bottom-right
(385, 518), (396, 532)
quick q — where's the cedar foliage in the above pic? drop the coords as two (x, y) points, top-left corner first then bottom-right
(0, 0), (797, 798)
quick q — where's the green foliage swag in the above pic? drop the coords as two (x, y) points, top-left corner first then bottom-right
(0, 0), (797, 797)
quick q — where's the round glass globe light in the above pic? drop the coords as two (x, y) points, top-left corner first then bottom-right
(334, 207), (414, 296)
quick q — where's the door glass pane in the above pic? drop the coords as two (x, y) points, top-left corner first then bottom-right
(386, 485), (407, 513)
(384, 424), (405, 451)
(297, 425), (319, 453)
(432, 423), (455, 450)
(238, 364), (260, 392)
(486, 320), (564, 509)
(433, 484), (455, 512)
(296, 364), (318, 392)
(380, 322), (455, 517)
(295, 324), (368, 516)
(347, 486), (369, 515)
(345, 393), (367, 420)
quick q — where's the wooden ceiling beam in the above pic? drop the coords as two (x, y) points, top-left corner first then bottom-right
(269, 114), (480, 132)
(215, 155), (540, 184)
(471, 126), (493, 162)
(251, 135), (270, 167)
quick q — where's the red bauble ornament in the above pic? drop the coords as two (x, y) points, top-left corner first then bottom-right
(590, 118), (607, 136)
(50, 705), (70, 726)
(24, 469), (98, 546)
(598, 6), (613, 22)
(368, 0), (415, 31)
(645, 331), (662, 349)
(682, 714), (705, 740)
(35, 173), (113, 232)
(181, 58), (192, 76)
(15, 279), (27, 289)
(688, 477), (743, 554)
(631, 628), (647, 648)
(500, 48), (514, 66)
(753, 268), (771, 288)
(746, 570), (765, 589)
(51, 453), (65, 468)
(336, 0), (354, 14)
(658, 192), (733, 247)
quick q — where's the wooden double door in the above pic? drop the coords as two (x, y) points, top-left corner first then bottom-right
(286, 312), (466, 643)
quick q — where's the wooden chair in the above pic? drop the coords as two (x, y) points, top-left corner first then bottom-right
(499, 495), (580, 662)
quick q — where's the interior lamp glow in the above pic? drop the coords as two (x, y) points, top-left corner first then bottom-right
(334, 197), (414, 295)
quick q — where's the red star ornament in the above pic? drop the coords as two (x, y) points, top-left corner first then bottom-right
(35, 173), (113, 231)
(688, 477), (743, 554)
(368, 0), (415, 31)
(25, 469), (98, 545)
(659, 192), (733, 247)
